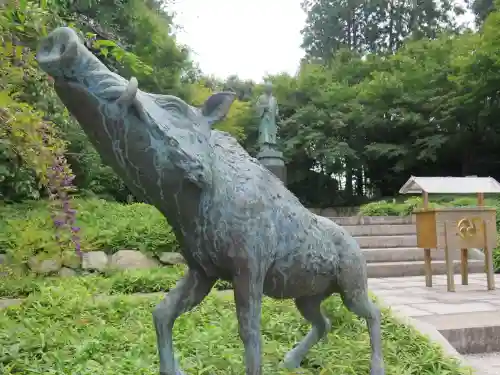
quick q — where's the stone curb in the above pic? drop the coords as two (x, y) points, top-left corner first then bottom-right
(377, 300), (479, 375)
(390, 310), (465, 362)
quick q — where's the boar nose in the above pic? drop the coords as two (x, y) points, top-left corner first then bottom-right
(36, 27), (79, 71)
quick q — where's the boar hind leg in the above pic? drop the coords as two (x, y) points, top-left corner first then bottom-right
(282, 294), (331, 369)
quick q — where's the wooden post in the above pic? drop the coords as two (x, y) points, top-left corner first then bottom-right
(477, 192), (488, 274)
(423, 192), (432, 287)
(483, 220), (495, 291)
(444, 222), (455, 292)
(477, 192), (484, 206)
(461, 248), (468, 285)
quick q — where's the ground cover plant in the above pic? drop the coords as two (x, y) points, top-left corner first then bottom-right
(0, 267), (232, 299)
(0, 281), (471, 375)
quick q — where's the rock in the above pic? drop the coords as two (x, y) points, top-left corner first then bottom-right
(59, 267), (77, 277)
(62, 250), (81, 269)
(28, 255), (62, 274)
(0, 298), (23, 309)
(109, 250), (158, 270)
(158, 252), (185, 265)
(81, 251), (109, 271)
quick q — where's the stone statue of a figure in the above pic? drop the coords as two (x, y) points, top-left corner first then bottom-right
(256, 81), (279, 148)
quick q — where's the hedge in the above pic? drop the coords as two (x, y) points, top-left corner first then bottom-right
(0, 198), (179, 265)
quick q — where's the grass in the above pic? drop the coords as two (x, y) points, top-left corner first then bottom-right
(0, 266), (233, 298)
(0, 280), (471, 375)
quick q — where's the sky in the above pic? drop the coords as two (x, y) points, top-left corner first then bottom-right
(170, 0), (475, 83)
(170, 0), (306, 83)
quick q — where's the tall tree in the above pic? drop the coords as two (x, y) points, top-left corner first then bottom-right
(472, 0), (496, 25)
(301, 0), (462, 60)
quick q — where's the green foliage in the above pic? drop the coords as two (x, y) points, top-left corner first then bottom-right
(0, 282), (469, 374)
(359, 196), (500, 216)
(271, 10), (500, 205)
(359, 200), (410, 216)
(5, 0), (500, 213)
(188, 82), (255, 141)
(0, 0), (196, 203)
(360, 197), (446, 216)
(0, 20), (72, 201)
(301, 0), (462, 60)
(0, 199), (179, 265)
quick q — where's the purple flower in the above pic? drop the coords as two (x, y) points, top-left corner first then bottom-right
(45, 149), (80, 256)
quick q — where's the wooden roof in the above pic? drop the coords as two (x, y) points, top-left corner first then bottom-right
(398, 176), (500, 194)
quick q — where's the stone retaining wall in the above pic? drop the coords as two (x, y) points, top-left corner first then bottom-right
(308, 206), (360, 217)
(0, 250), (186, 276)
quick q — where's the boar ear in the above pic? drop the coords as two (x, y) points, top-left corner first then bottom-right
(201, 91), (236, 126)
(116, 77), (138, 106)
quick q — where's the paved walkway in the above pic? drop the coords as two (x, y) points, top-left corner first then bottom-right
(368, 274), (500, 322)
(464, 352), (500, 375)
(369, 274), (500, 375)
(368, 274), (500, 318)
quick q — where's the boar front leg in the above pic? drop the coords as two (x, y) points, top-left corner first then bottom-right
(152, 268), (215, 375)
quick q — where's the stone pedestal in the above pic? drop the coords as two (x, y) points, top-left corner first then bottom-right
(257, 147), (287, 184)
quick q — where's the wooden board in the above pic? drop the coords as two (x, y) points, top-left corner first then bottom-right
(436, 209), (496, 250)
(415, 207), (497, 250)
(415, 210), (437, 248)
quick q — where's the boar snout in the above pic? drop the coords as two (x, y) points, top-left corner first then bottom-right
(36, 27), (80, 76)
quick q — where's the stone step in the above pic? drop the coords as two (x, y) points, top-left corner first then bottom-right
(362, 248), (448, 263)
(419, 311), (500, 354)
(328, 216), (415, 226)
(367, 259), (485, 278)
(344, 224), (416, 236)
(356, 235), (417, 248)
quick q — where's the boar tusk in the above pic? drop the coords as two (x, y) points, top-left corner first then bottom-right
(116, 76), (138, 106)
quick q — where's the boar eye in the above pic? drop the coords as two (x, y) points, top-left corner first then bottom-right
(168, 138), (179, 147)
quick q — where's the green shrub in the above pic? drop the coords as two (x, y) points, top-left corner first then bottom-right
(0, 198), (179, 265)
(0, 283), (470, 374)
(494, 248), (500, 274)
(359, 197), (443, 216)
(358, 200), (404, 216)
(360, 195), (500, 217)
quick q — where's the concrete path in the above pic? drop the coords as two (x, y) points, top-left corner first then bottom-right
(464, 352), (500, 375)
(369, 274), (500, 319)
(369, 274), (500, 375)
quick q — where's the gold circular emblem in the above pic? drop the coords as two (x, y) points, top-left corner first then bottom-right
(457, 218), (477, 239)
